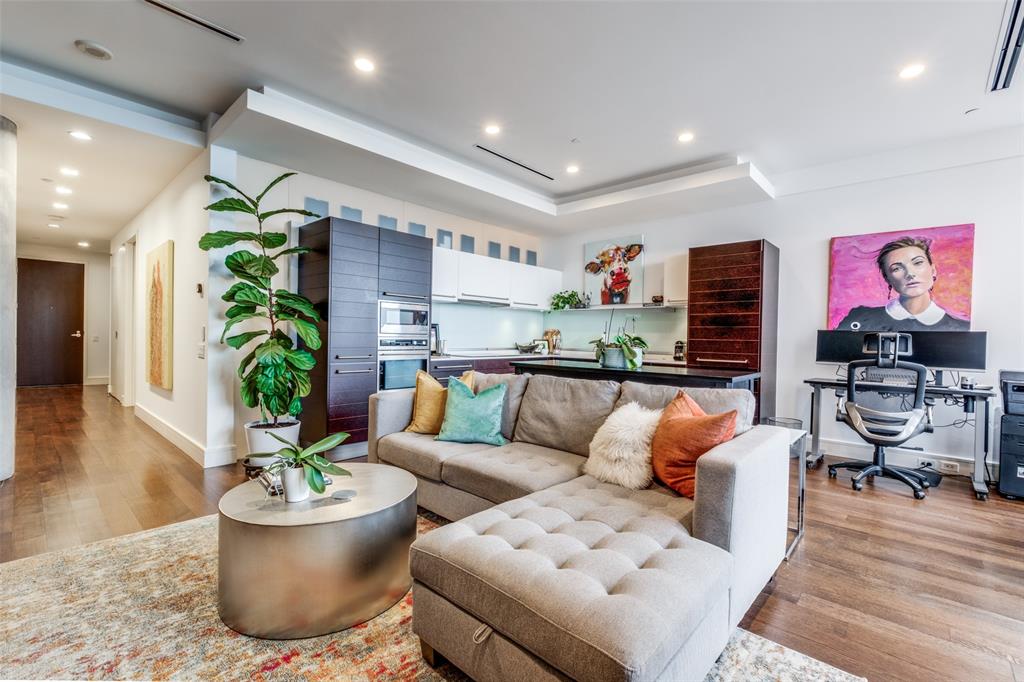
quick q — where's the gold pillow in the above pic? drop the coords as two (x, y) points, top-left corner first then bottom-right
(405, 369), (475, 434)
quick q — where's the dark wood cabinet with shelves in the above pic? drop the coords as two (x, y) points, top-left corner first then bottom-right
(686, 239), (779, 419)
(297, 218), (433, 446)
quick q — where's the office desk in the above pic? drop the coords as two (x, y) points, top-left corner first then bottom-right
(804, 377), (996, 500)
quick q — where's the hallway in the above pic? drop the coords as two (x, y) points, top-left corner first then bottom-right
(0, 386), (246, 563)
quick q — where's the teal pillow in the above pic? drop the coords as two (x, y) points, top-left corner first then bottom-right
(436, 378), (508, 446)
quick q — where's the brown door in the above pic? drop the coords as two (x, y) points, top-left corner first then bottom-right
(16, 258), (85, 386)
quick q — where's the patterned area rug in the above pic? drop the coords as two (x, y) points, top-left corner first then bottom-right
(0, 512), (863, 681)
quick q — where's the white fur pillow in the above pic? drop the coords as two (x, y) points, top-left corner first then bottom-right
(584, 401), (663, 489)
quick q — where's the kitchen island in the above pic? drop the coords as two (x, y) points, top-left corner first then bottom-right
(510, 359), (760, 391)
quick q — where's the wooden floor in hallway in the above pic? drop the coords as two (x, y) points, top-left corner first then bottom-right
(0, 385), (247, 563)
(1, 385), (1022, 681)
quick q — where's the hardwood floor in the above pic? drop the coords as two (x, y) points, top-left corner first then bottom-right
(0, 385), (247, 563)
(742, 457), (1024, 682)
(2, 386), (1022, 681)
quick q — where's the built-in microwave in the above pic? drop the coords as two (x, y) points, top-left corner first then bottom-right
(379, 300), (430, 338)
(378, 337), (430, 391)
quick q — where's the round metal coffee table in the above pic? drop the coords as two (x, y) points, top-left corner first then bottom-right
(217, 462), (417, 639)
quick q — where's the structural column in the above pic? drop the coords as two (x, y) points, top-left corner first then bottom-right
(0, 116), (17, 481)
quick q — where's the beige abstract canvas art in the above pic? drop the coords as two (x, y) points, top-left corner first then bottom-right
(146, 240), (173, 390)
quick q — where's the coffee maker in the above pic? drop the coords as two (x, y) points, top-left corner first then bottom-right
(674, 340), (686, 362)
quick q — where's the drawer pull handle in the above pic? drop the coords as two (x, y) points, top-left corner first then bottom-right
(695, 357), (750, 364)
(382, 292), (428, 300)
(434, 364), (472, 370)
(513, 301), (539, 307)
(461, 293), (510, 301)
(335, 354), (373, 360)
(334, 369), (373, 374)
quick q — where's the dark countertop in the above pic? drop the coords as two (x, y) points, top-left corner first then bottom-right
(511, 359), (760, 381)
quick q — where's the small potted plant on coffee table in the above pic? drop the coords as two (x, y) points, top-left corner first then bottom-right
(258, 431), (352, 503)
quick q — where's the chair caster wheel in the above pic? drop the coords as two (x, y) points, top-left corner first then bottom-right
(852, 481), (863, 491)
(914, 490), (926, 500)
(828, 468), (837, 478)
(921, 480), (930, 488)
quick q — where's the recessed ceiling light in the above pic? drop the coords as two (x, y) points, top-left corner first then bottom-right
(899, 63), (925, 79)
(566, 164), (579, 174)
(354, 57), (375, 73)
(69, 130), (92, 141)
(47, 223), (60, 229)
(74, 39), (113, 61)
(53, 202), (69, 210)
(60, 167), (80, 177)
(484, 124), (501, 135)
(677, 131), (695, 143)
(56, 186), (73, 195)
(77, 241), (90, 248)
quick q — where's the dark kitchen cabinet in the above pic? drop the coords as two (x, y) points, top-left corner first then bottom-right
(298, 218), (433, 446)
(378, 229), (432, 303)
(686, 239), (779, 419)
(298, 218), (380, 445)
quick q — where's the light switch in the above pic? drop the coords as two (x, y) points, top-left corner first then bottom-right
(197, 342), (206, 359)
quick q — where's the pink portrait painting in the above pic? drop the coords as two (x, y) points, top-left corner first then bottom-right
(827, 223), (974, 332)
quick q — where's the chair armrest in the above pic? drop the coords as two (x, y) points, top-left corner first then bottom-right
(367, 389), (415, 463)
(693, 424), (790, 627)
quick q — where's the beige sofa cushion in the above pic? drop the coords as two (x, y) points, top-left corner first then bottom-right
(441, 442), (586, 504)
(377, 431), (494, 482)
(616, 381), (756, 435)
(474, 372), (530, 441)
(410, 475), (727, 682)
(513, 375), (621, 455)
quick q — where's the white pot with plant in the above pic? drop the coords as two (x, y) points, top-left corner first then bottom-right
(198, 172), (322, 467)
(590, 332), (649, 370)
(259, 431), (351, 502)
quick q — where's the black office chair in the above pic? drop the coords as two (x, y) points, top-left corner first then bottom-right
(828, 333), (936, 499)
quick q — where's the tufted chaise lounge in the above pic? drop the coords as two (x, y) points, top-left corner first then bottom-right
(369, 374), (790, 681)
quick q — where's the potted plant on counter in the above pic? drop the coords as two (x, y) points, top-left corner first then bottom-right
(258, 431), (352, 503)
(590, 332), (649, 370)
(550, 290), (588, 310)
(198, 172), (321, 465)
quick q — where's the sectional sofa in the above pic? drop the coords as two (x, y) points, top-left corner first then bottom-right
(368, 373), (790, 681)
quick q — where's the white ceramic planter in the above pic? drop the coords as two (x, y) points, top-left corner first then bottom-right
(243, 420), (301, 466)
(281, 466), (310, 503)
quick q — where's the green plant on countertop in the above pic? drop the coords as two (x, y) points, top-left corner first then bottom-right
(257, 431), (352, 493)
(589, 332), (650, 370)
(550, 290), (585, 310)
(198, 172), (321, 426)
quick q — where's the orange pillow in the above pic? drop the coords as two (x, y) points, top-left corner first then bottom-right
(652, 392), (737, 498)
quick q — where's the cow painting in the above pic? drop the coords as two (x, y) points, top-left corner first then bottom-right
(585, 243), (644, 305)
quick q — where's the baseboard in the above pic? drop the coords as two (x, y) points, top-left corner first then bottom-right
(204, 444), (237, 468)
(134, 404), (206, 466)
(84, 375), (108, 386)
(816, 436), (997, 476)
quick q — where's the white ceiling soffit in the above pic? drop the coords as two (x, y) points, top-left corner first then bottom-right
(209, 88), (774, 233)
(0, 60), (205, 147)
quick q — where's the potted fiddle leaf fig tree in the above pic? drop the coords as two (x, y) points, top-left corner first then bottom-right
(199, 172), (321, 464)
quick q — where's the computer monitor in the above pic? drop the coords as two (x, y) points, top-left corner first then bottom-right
(816, 330), (987, 371)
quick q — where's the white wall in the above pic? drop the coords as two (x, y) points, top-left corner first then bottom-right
(15, 243), (111, 385)
(109, 149), (219, 465)
(542, 154), (1024, 463)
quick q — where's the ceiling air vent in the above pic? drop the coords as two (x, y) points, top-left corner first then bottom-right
(141, 0), (245, 43)
(990, 0), (1023, 91)
(474, 145), (554, 181)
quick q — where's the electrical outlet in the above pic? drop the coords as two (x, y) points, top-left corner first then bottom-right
(938, 461), (960, 474)
(917, 458), (935, 470)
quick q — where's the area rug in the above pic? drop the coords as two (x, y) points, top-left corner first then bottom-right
(0, 513), (863, 682)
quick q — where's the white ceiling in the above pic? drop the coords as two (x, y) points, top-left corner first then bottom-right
(0, 96), (201, 252)
(1, 0), (1020, 202)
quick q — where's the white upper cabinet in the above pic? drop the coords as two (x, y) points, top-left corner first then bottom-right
(457, 251), (511, 304)
(432, 247), (460, 301)
(433, 248), (563, 309)
(510, 264), (562, 310)
(663, 253), (689, 304)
